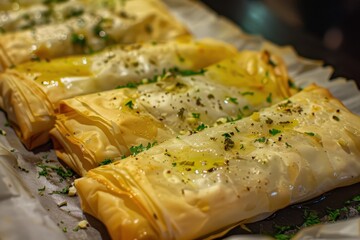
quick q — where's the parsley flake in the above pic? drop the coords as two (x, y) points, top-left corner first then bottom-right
(241, 91), (254, 96)
(254, 137), (267, 143)
(266, 93), (272, 103)
(192, 113), (200, 119)
(125, 100), (134, 109)
(130, 142), (157, 155)
(269, 129), (281, 136)
(196, 123), (207, 131)
(99, 158), (112, 166)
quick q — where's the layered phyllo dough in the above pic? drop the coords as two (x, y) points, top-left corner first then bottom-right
(0, 37), (237, 149)
(0, 0), (189, 70)
(0, 0), (90, 33)
(51, 50), (294, 175)
(75, 85), (360, 239)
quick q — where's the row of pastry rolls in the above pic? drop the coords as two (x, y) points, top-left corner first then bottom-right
(75, 84), (360, 239)
(0, 0), (189, 70)
(0, 37), (237, 149)
(50, 49), (295, 176)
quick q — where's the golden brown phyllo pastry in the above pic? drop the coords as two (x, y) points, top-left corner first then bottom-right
(75, 85), (360, 240)
(0, 37), (237, 149)
(51, 50), (294, 176)
(0, 0), (188, 70)
(0, 0), (88, 33)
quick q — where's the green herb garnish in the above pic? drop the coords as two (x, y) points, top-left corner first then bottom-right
(196, 123), (207, 131)
(302, 210), (321, 227)
(169, 67), (206, 77)
(99, 158), (112, 166)
(192, 113), (200, 119)
(241, 91), (254, 96)
(254, 137), (267, 143)
(226, 97), (238, 104)
(269, 129), (281, 136)
(71, 33), (87, 47)
(129, 142), (157, 155)
(51, 186), (69, 195)
(125, 100), (134, 109)
(37, 164), (74, 179)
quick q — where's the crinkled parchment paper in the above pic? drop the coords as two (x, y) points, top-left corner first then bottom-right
(0, 0), (359, 239)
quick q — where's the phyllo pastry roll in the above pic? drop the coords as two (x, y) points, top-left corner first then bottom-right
(0, 0), (188, 70)
(0, 37), (237, 149)
(0, 0), (90, 33)
(75, 85), (360, 240)
(51, 50), (294, 175)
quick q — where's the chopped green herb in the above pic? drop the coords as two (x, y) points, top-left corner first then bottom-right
(222, 133), (232, 139)
(285, 142), (292, 148)
(269, 129), (281, 136)
(130, 142), (157, 155)
(352, 195), (360, 202)
(37, 164), (74, 179)
(288, 80), (297, 89)
(278, 100), (292, 108)
(326, 208), (341, 222)
(51, 187), (69, 195)
(240, 144), (245, 150)
(71, 33), (87, 47)
(241, 91), (254, 96)
(116, 82), (139, 89)
(172, 162), (177, 167)
(125, 100), (134, 109)
(226, 113), (243, 123)
(54, 167), (74, 179)
(266, 93), (273, 103)
(99, 158), (112, 166)
(254, 137), (267, 143)
(305, 132), (315, 136)
(93, 19), (110, 41)
(273, 225), (294, 240)
(302, 210), (320, 227)
(168, 67), (206, 76)
(38, 186), (46, 191)
(274, 233), (292, 240)
(196, 123), (207, 131)
(192, 113), (200, 119)
(226, 97), (238, 104)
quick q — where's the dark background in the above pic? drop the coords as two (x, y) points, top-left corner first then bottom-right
(201, 0), (360, 87)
